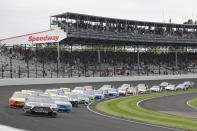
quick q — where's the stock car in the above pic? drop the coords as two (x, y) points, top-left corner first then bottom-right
(165, 85), (177, 91)
(72, 87), (85, 94)
(117, 84), (130, 96)
(9, 92), (32, 108)
(150, 85), (162, 93)
(84, 86), (94, 92)
(94, 90), (105, 100)
(68, 94), (79, 107)
(75, 93), (89, 106)
(23, 95), (58, 117)
(160, 82), (169, 89)
(108, 88), (119, 97)
(21, 89), (44, 96)
(182, 81), (194, 88)
(60, 88), (71, 95)
(136, 84), (150, 94)
(51, 96), (72, 112)
(85, 91), (95, 102)
(176, 84), (187, 91)
(99, 85), (113, 96)
(126, 87), (138, 95)
(44, 89), (64, 96)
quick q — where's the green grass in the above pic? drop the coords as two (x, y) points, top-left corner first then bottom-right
(188, 98), (197, 109)
(96, 90), (197, 131)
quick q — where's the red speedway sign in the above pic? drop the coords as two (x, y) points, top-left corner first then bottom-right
(28, 35), (59, 43)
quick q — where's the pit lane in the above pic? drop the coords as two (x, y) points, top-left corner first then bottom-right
(0, 78), (196, 131)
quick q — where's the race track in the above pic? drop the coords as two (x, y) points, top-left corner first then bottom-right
(140, 92), (197, 119)
(0, 78), (196, 131)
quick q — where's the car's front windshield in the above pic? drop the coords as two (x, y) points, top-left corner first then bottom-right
(69, 95), (78, 99)
(61, 88), (70, 92)
(45, 90), (59, 95)
(85, 86), (93, 89)
(86, 91), (94, 95)
(119, 88), (126, 91)
(74, 87), (84, 91)
(27, 97), (54, 104)
(102, 85), (111, 88)
(94, 90), (103, 94)
(138, 86), (146, 89)
(109, 89), (116, 92)
(12, 93), (30, 98)
(152, 86), (159, 89)
(51, 97), (69, 102)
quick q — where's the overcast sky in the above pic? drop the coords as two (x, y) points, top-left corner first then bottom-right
(1, 0), (197, 39)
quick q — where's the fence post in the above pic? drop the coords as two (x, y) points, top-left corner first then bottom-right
(1, 64), (3, 79)
(35, 62), (37, 78)
(10, 55), (12, 79)
(18, 65), (20, 78)
(57, 61), (59, 78)
(63, 65), (65, 78)
(27, 59), (29, 78)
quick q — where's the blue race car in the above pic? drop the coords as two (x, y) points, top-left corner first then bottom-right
(51, 96), (72, 112)
(94, 90), (104, 100)
(176, 84), (187, 91)
(108, 88), (119, 98)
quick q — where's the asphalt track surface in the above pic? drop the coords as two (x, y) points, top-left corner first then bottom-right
(140, 92), (197, 119)
(0, 78), (197, 131)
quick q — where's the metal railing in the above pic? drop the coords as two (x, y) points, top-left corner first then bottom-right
(68, 30), (197, 45)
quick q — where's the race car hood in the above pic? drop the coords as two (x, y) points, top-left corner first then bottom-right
(11, 98), (25, 102)
(108, 91), (118, 94)
(138, 88), (146, 92)
(165, 86), (175, 90)
(176, 86), (184, 89)
(55, 101), (71, 106)
(118, 90), (126, 93)
(94, 94), (103, 97)
(150, 88), (159, 91)
(26, 102), (56, 107)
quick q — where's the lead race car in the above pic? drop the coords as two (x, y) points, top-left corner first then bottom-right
(23, 95), (58, 117)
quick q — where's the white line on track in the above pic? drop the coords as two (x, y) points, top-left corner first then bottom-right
(0, 125), (27, 131)
(87, 101), (184, 131)
(186, 101), (197, 110)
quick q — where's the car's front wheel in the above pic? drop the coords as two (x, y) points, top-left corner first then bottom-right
(24, 110), (31, 116)
(48, 112), (57, 118)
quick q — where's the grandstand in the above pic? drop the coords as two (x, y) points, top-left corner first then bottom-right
(0, 12), (197, 78)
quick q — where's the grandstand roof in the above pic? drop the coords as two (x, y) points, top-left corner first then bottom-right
(52, 12), (197, 29)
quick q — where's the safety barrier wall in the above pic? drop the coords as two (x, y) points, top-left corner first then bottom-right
(0, 74), (196, 86)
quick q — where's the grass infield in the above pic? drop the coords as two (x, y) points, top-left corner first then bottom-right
(96, 90), (197, 131)
(188, 98), (197, 109)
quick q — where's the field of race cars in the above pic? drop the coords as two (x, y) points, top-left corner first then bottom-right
(8, 80), (195, 118)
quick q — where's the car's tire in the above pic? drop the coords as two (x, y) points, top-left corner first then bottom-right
(49, 112), (57, 118)
(24, 111), (31, 116)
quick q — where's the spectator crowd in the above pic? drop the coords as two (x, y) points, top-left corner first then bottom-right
(0, 46), (197, 78)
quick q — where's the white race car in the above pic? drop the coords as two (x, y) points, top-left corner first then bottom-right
(150, 85), (162, 93)
(165, 85), (177, 91)
(117, 84), (130, 96)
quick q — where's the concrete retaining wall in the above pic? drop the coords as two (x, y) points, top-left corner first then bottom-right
(0, 74), (196, 86)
